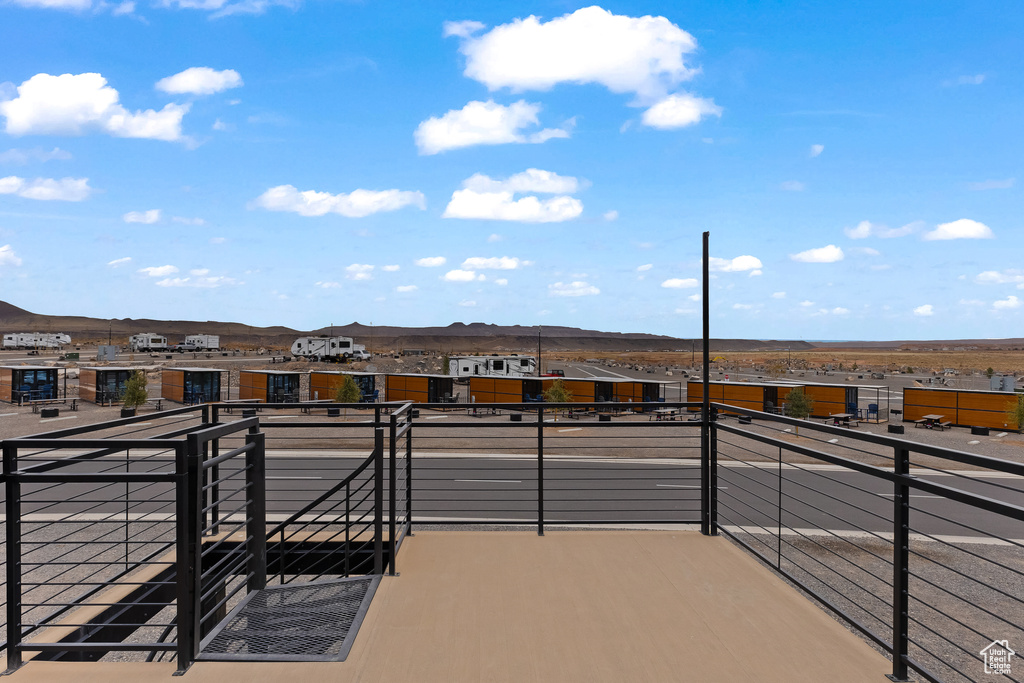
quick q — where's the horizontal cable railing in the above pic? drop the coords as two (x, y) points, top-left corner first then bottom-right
(711, 402), (1024, 683)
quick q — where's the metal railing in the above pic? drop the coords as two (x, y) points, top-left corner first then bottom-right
(710, 403), (1024, 683)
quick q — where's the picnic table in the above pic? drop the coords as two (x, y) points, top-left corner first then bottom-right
(651, 407), (680, 421)
(828, 413), (858, 427)
(915, 414), (951, 430)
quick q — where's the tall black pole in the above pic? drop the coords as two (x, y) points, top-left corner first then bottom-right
(537, 325), (542, 376)
(701, 231), (711, 535)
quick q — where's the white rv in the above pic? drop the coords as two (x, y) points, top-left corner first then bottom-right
(1, 332), (67, 349)
(448, 355), (537, 377)
(290, 336), (354, 361)
(129, 333), (168, 352)
(185, 335), (220, 351)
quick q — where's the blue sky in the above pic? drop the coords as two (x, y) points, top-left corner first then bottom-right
(0, 1), (1021, 340)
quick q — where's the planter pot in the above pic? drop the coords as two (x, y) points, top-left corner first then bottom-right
(41, 408), (59, 418)
(971, 426), (989, 436)
(411, 409), (420, 418)
(888, 425), (904, 435)
(509, 413), (522, 422)
(599, 414), (611, 422)
(327, 407), (341, 417)
(121, 408), (136, 418)
(242, 408), (257, 417)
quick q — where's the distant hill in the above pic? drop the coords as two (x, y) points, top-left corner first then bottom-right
(0, 299), (815, 352)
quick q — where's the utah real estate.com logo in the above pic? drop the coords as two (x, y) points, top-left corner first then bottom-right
(981, 640), (1015, 676)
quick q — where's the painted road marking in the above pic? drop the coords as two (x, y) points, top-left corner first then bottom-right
(455, 479), (522, 484)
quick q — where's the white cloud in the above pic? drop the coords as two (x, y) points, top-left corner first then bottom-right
(463, 168), (580, 194)
(443, 269), (477, 282)
(772, 291), (786, 299)
(138, 265), (179, 277)
(415, 256), (446, 267)
(943, 74), (985, 87)
(549, 281), (599, 297)
(443, 19), (487, 38)
(809, 144), (824, 157)
(749, 269), (762, 277)
(414, 100), (571, 155)
(381, 264), (400, 272)
(107, 256), (132, 267)
(846, 220), (920, 239)
(190, 268), (209, 276)
(913, 304), (934, 317)
(0, 245), (23, 267)
(687, 293), (700, 302)
(209, 236), (226, 244)
(156, 67), (243, 96)
(0, 73), (188, 142)
(661, 278), (698, 289)
(458, 300), (477, 307)
(790, 244), (844, 263)
(708, 255), (761, 272)
(0, 147), (72, 165)
(732, 303), (753, 310)
(832, 307), (850, 315)
(603, 210), (619, 221)
(173, 216), (205, 225)
(967, 178), (1014, 191)
(6, 0), (90, 9)
(345, 263), (374, 280)
(156, 274), (239, 288)
(444, 169), (583, 223)
(993, 295), (1021, 310)
(0, 176), (92, 201)
(959, 298), (985, 307)
(495, 278), (508, 286)
(923, 218), (994, 241)
(252, 185), (426, 218)
(641, 93), (721, 129)
(315, 281), (340, 289)
(976, 270), (1024, 287)
(487, 233), (502, 243)
(395, 284), (418, 293)
(636, 264), (653, 272)
(123, 209), (161, 224)
(461, 256), (529, 270)
(112, 1), (134, 15)
(780, 180), (805, 191)
(454, 6), (699, 104)
(800, 300), (814, 307)
(212, 119), (230, 131)
(160, 0), (300, 18)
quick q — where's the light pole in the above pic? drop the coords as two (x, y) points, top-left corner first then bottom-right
(537, 325), (542, 376)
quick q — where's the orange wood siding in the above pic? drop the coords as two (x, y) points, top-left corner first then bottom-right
(563, 380), (595, 402)
(801, 386), (847, 418)
(310, 372), (343, 400)
(238, 371), (268, 402)
(79, 369), (97, 403)
(385, 375), (430, 403)
(161, 370), (184, 403)
(956, 391), (1017, 429)
(0, 368), (11, 403)
(902, 388), (957, 422)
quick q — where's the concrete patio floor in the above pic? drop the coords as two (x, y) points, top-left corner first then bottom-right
(10, 530), (891, 682)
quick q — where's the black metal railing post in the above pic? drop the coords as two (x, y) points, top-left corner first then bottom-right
(210, 404), (220, 534)
(4, 442), (23, 672)
(890, 446), (911, 681)
(709, 406), (719, 536)
(175, 440), (201, 673)
(537, 405), (545, 536)
(406, 407), (413, 537)
(388, 413), (398, 575)
(373, 427), (384, 575)
(700, 230), (711, 536)
(246, 431), (267, 593)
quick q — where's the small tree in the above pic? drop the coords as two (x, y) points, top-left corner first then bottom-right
(543, 379), (574, 414)
(441, 353), (451, 376)
(785, 388), (814, 434)
(1005, 394), (1024, 431)
(334, 375), (362, 403)
(986, 367), (995, 379)
(120, 370), (149, 409)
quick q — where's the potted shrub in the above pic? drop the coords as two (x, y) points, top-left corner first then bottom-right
(543, 378), (574, 419)
(334, 374), (362, 418)
(784, 388), (814, 434)
(120, 370), (149, 418)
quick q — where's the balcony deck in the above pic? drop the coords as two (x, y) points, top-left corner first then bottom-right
(10, 529), (889, 683)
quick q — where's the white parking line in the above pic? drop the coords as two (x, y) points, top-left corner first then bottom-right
(0, 413), (18, 418)
(558, 428), (583, 433)
(424, 415), (449, 420)
(39, 415), (78, 422)
(454, 479), (522, 484)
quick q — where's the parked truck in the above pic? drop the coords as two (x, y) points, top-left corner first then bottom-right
(185, 335), (220, 351)
(290, 335), (354, 362)
(129, 333), (168, 352)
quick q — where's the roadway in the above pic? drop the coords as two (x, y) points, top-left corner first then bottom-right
(9, 453), (1022, 541)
